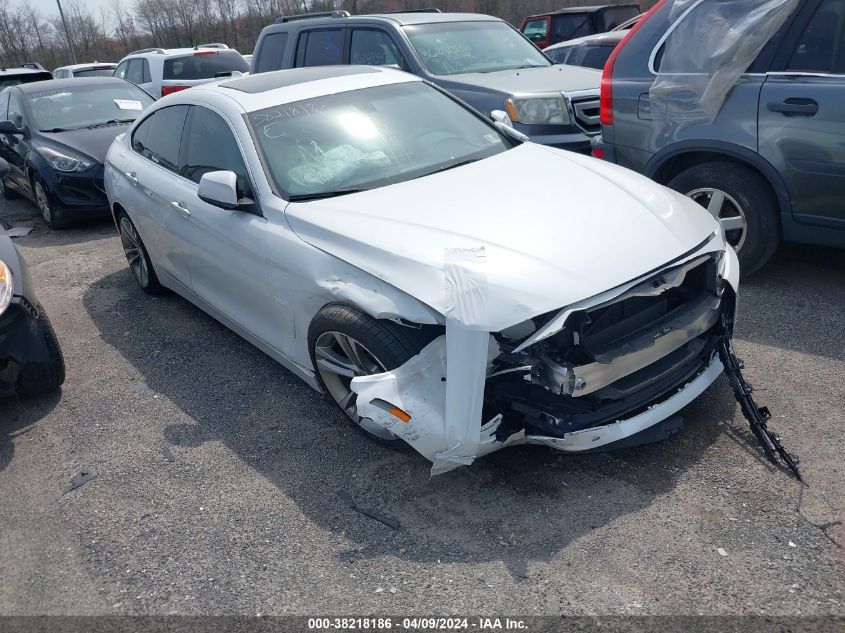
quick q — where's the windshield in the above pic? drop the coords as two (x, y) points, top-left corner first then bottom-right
(74, 67), (117, 78)
(404, 22), (550, 75)
(28, 83), (154, 131)
(247, 81), (512, 199)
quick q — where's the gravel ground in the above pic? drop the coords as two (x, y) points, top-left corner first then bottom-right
(0, 196), (842, 617)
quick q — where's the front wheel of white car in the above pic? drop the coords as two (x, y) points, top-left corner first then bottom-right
(308, 305), (431, 446)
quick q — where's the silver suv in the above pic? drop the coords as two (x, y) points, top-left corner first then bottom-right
(114, 44), (248, 98)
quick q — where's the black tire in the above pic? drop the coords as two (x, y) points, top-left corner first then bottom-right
(117, 210), (164, 295)
(1, 177), (19, 200)
(667, 161), (779, 276)
(17, 310), (66, 397)
(308, 304), (434, 446)
(32, 174), (70, 230)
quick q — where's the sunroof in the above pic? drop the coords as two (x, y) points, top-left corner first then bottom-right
(220, 66), (382, 94)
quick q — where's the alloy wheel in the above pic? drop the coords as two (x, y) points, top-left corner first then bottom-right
(313, 331), (395, 440)
(686, 187), (748, 252)
(34, 181), (52, 225)
(119, 217), (150, 288)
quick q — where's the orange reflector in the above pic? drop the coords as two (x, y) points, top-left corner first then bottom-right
(371, 398), (412, 423)
(505, 100), (518, 122)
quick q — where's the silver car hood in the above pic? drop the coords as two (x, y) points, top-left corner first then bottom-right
(284, 143), (719, 332)
(441, 64), (600, 94)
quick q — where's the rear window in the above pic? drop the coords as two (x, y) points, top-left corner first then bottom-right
(163, 50), (249, 80)
(561, 43), (616, 70)
(599, 7), (640, 31)
(0, 71), (52, 89)
(74, 67), (116, 78)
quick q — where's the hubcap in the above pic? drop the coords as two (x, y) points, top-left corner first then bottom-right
(686, 188), (748, 252)
(119, 217), (150, 288)
(35, 182), (51, 224)
(314, 331), (395, 440)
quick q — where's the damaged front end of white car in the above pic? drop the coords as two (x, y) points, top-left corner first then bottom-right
(348, 236), (799, 481)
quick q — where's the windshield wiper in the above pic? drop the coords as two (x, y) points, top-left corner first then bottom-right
(87, 118), (135, 128)
(40, 127), (68, 133)
(288, 188), (370, 202)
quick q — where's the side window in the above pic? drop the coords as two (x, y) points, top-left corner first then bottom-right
(296, 29), (344, 67)
(256, 32), (289, 72)
(350, 30), (404, 68)
(127, 59), (144, 84)
(181, 106), (251, 197)
(131, 105), (189, 172)
(114, 61), (129, 80)
(142, 59), (152, 83)
(8, 92), (23, 128)
(0, 91), (8, 121)
(787, 0), (845, 73)
(522, 18), (549, 44)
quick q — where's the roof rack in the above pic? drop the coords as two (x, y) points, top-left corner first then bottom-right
(195, 42), (229, 49)
(372, 8), (442, 14)
(128, 47), (167, 56)
(274, 10), (350, 23)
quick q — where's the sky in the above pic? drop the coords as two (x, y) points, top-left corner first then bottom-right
(32, 0), (117, 21)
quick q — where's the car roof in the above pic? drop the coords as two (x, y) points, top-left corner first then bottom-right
(15, 76), (131, 94)
(271, 11), (502, 28)
(544, 30), (626, 51)
(0, 67), (50, 76)
(199, 65), (420, 112)
(54, 62), (117, 71)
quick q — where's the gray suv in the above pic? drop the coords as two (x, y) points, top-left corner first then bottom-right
(593, 0), (845, 274)
(251, 10), (602, 153)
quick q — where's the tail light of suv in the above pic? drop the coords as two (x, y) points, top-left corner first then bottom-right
(600, 0), (667, 126)
(161, 85), (189, 96)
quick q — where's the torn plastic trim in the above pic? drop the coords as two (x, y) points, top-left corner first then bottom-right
(317, 275), (443, 327)
(513, 234), (721, 354)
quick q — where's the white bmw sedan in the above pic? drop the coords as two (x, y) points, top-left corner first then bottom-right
(105, 66), (740, 475)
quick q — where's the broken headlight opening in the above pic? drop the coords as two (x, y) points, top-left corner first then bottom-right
(479, 249), (802, 482)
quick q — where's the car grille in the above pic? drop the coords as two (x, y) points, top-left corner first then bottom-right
(567, 91), (601, 135)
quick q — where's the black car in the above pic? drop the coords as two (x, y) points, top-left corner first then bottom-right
(0, 77), (154, 228)
(0, 161), (65, 397)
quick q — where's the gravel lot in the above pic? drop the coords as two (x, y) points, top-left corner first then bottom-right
(1, 195), (843, 617)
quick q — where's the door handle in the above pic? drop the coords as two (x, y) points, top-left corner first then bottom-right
(767, 99), (818, 117)
(125, 171), (138, 185)
(170, 200), (190, 216)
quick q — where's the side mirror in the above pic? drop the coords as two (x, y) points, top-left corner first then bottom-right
(490, 111), (530, 143)
(0, 120), (24, 135)
(197, 170), (255, 212)
(0, 158), (9, 178)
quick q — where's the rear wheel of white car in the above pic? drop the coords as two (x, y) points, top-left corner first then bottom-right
(118, 212), (163, 295)
(308, 305), (430, 446)
(667, 161), (779, 276)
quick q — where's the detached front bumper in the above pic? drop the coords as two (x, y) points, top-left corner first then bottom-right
(0, 299), (51, 397)
(44, 165), (110, 219)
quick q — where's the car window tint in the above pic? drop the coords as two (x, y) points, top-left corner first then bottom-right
(787, 0), (845, 73)
(551, 14), (593, 41)
(163, 51), (249, 80)
(566, 44), (615, 70)
(133, 105), (189, 172)
(300, 30), (344, 66)
(350, 30), (403, 67)
(181, 106), (251, 197)
(127, 59), (144, 84)
(114, 61), (129, 80)
(7, 92), (23, 128)
(546, 47), (571, 64)
(256, 32), (289, 72)
(143, 60), (152, 83)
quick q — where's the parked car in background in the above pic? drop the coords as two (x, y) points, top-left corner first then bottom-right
(251, 11), (602, 153)
(520, 4), (640, 50)
(593, 0), (845, 275)
(0, 159), (65, 398)
(0, 77), (154, 228)
(114, 43), (249, 98)
(105, 66), (739, 472)
(52, 62), (118, 79)
(544, 31), (625, 69)
(0, 66), (52, 89)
